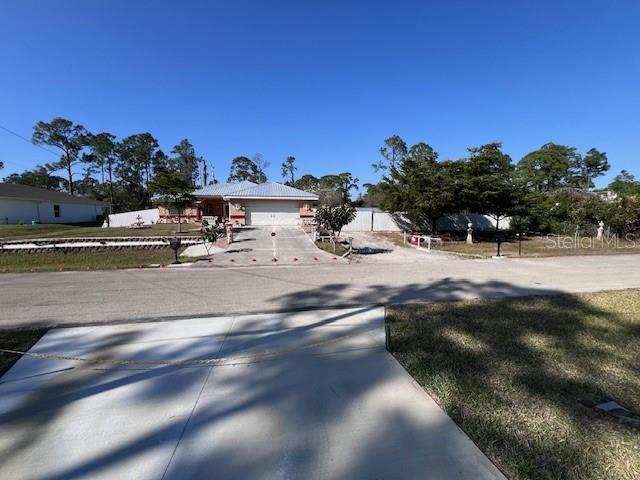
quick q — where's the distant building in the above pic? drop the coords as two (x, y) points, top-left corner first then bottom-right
(0, 183), (110, 224)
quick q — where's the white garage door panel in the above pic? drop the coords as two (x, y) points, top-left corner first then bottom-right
(245, 201), (299, 225)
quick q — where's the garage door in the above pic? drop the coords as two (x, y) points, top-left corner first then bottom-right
(245, 200), (300, 226)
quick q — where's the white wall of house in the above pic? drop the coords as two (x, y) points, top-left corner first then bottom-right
(0, 198), (105, 224)
(105, 208), (160, 228)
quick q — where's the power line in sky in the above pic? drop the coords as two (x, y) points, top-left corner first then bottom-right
(0, 123), (59, 157)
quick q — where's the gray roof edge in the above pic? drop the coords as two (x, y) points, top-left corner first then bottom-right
(0, 183), (110, 206)
(222, 182), (318, 200)
(224, 194), (319, 200)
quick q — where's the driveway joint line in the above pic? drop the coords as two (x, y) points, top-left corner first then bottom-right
(159, 315), (236, 480)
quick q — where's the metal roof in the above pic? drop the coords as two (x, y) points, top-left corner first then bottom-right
(224, 182), (319, 200)
(0, 183), (110, 206)
(192, 181), (256, 197)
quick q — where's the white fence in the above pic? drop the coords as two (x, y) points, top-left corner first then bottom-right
(342, 209), (510, 232)
(343, 209), (403, 232)
(104, 208), (160, 228)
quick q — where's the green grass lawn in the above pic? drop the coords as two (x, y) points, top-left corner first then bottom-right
(0, 329), (47, 377)
(0, 223), (201, 241)
(388, 290), (640, 480)
(0, 248), (189, 273)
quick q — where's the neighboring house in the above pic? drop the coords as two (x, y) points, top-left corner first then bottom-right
(158, 181), (319, 226)
(0, 183), (110, 225)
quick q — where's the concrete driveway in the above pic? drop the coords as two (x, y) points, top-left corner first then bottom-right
(195, 226), (346, 267)
(0, 307), (503, 479)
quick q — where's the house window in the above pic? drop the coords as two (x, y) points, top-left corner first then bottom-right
(53, 205), (61, 218)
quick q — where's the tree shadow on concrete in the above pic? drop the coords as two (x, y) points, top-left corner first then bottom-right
(2, 282), (635, 479)
(2, 306), (454, 479)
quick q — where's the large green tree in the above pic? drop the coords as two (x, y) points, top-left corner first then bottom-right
(374, 134), (408, 173)
(380, 142), (455, 233)
(609, 170), (640, 197)
(148, 170), (195, 233)
(517, 143), (577, 191)
(32, 117), (90, 195)
(335, 172), (359, 205)
(116, 134), (159, 211)
(252, 153), (269, 183)
(228, 155), (268, 183)
(569, 148), (610, 190)
(228, 156), (258, 182)
(85, 132), (118, 206)
(293, 174), (320, 193)
(316, 175), (347, 206)
(281, 156), (296, 185)
(171, 139), (199, 186)
(462, 142), (525, 233)
(358, 182), (386, 207)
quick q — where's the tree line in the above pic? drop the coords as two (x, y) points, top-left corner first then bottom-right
(2, 117), (362, 213)
(365, 134), (640, 235)
(3, 118), (205, 212)
(4, 119), (638, 234)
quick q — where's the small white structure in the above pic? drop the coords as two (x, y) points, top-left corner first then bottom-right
(105, 208), (160, 228)
(0, 183), (109, 225)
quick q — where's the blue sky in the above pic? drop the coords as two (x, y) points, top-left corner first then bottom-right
(1, 0), (639, 190)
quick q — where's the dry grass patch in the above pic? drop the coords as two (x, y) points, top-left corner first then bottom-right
(388, 290), (640, 480)
(433, 236), (640, 257)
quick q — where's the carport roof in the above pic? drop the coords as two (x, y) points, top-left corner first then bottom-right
(224, 182), (319, 200)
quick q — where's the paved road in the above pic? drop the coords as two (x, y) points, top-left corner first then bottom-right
(0, 307), (504, 479)
(2, 253), (639, 329)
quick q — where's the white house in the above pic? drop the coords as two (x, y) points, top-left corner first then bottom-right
(0, 183), (110, 225)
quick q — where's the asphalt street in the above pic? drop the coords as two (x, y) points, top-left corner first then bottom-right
(1, 253), (639, 329)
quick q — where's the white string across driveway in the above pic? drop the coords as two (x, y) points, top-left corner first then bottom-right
(0, 324), (381, 368)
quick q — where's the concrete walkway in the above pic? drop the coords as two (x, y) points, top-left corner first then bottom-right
(0, 307), (504, 479)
